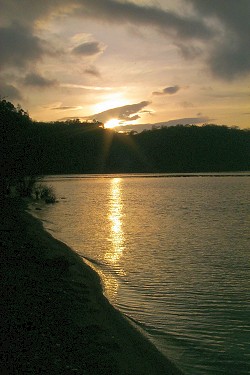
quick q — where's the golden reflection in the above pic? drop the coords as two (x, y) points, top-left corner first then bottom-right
(84, 258), (119, 300)
(96, 267), (119, 301)
(105, 178), (125, 264)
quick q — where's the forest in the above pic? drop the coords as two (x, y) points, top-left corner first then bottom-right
(1, 98), (250, 197)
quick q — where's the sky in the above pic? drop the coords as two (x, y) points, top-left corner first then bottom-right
(0, 0), (250, 130)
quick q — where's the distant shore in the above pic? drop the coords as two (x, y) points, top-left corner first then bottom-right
(1, 197), (183, 374)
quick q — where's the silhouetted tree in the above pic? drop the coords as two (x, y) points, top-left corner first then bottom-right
(1, 98), (249, 197)
(0, 98), (33, 199)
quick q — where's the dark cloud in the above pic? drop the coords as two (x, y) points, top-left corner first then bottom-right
(153, 85), (180, 96)
(84, 66), (101, 77)
(162, 86), (180, 95)
(51, 105), (80, 110)
(0, 0), (70, 27)
(187, 0), (250, 79)
(78, 0), (249, 80)
(187, 0), (249, 31)
(72, 41), (104, 56)
(1, 1), (213, 42)
(0, 23), (45, 68)
(1, 0), (249, 82)
(86, 101), (151, 123)
(175, 42), (202, 60)
(208, 38), (250, 80)
(0, 82), (22, 100)
(75, 0), (213, 41)
(0, 0), (212, 43)
(23, 72), (57, 88)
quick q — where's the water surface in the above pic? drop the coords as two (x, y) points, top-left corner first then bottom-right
(32, 174), (250, 375)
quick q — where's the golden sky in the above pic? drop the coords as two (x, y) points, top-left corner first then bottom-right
(1, 0), (250, 129)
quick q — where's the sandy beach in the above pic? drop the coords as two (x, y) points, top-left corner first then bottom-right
(1, 197), (183, 374)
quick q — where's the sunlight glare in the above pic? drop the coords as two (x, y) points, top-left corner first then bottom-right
(94, 97), (127, 114)
(105, 118), (120, 129)
(105, 178), (125, 264)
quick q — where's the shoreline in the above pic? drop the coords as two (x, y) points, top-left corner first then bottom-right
(1, 197), (184, 374)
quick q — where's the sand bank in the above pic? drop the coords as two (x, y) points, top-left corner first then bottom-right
(1, 198), (183, 374)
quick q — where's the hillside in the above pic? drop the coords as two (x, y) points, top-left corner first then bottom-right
(1, 100), (249, 189)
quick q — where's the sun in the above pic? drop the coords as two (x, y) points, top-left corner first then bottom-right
(104, 118), (120, 129)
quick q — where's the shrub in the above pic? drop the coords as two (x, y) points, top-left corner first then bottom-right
(17, 176), (39, 197)
(34, 183), (56, 203)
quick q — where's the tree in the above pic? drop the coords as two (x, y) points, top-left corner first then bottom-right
(0, 98), (33, 199)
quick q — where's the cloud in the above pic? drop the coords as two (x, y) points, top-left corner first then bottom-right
(207, 37), (250, 80)
(187, 0), (248, 32)
(50, 105), (81, 111)
(155, 117), (210, 127)
(187, 0), (250, 79)
(175, 42), (203, 60)
(0, 0), (73, 29)
(23, 72), (58, 88)
(0, 82), (22, 100)
(77, 0), (250, 80)
(72, 41), (105, 56)
(1, 0), (249, 86)
(0, 0), (212, 43)
(86, 101), (151, 123)
(84, 66), (101, 77)
(0, 23), (45, 68)
(153, 85), (180, 96)
(75, 0), (213, 41)
(60, 83), (111, 91)
(116, 116), (211, 133)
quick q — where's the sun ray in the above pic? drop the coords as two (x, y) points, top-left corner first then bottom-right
(104, 118), (120, 129)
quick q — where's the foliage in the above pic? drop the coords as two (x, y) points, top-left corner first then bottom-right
(17, 176), (40, 198)
(0, 98), (35, 199)
(1, 98), (249, 200)
(34, 183), (56, 203)
(0, 98), (31, 128)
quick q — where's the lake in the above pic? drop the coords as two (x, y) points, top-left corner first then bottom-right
(31, 174), (250, 375)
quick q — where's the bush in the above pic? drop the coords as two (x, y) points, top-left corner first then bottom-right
(34, 183), (56, 203)
(17, 176), (39, 197)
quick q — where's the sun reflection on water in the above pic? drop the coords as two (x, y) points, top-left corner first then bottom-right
(101, 178), (126, 299)
(105, 178), (125, 264)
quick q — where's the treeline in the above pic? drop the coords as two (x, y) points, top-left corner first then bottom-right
(1, 99), (250, 195)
